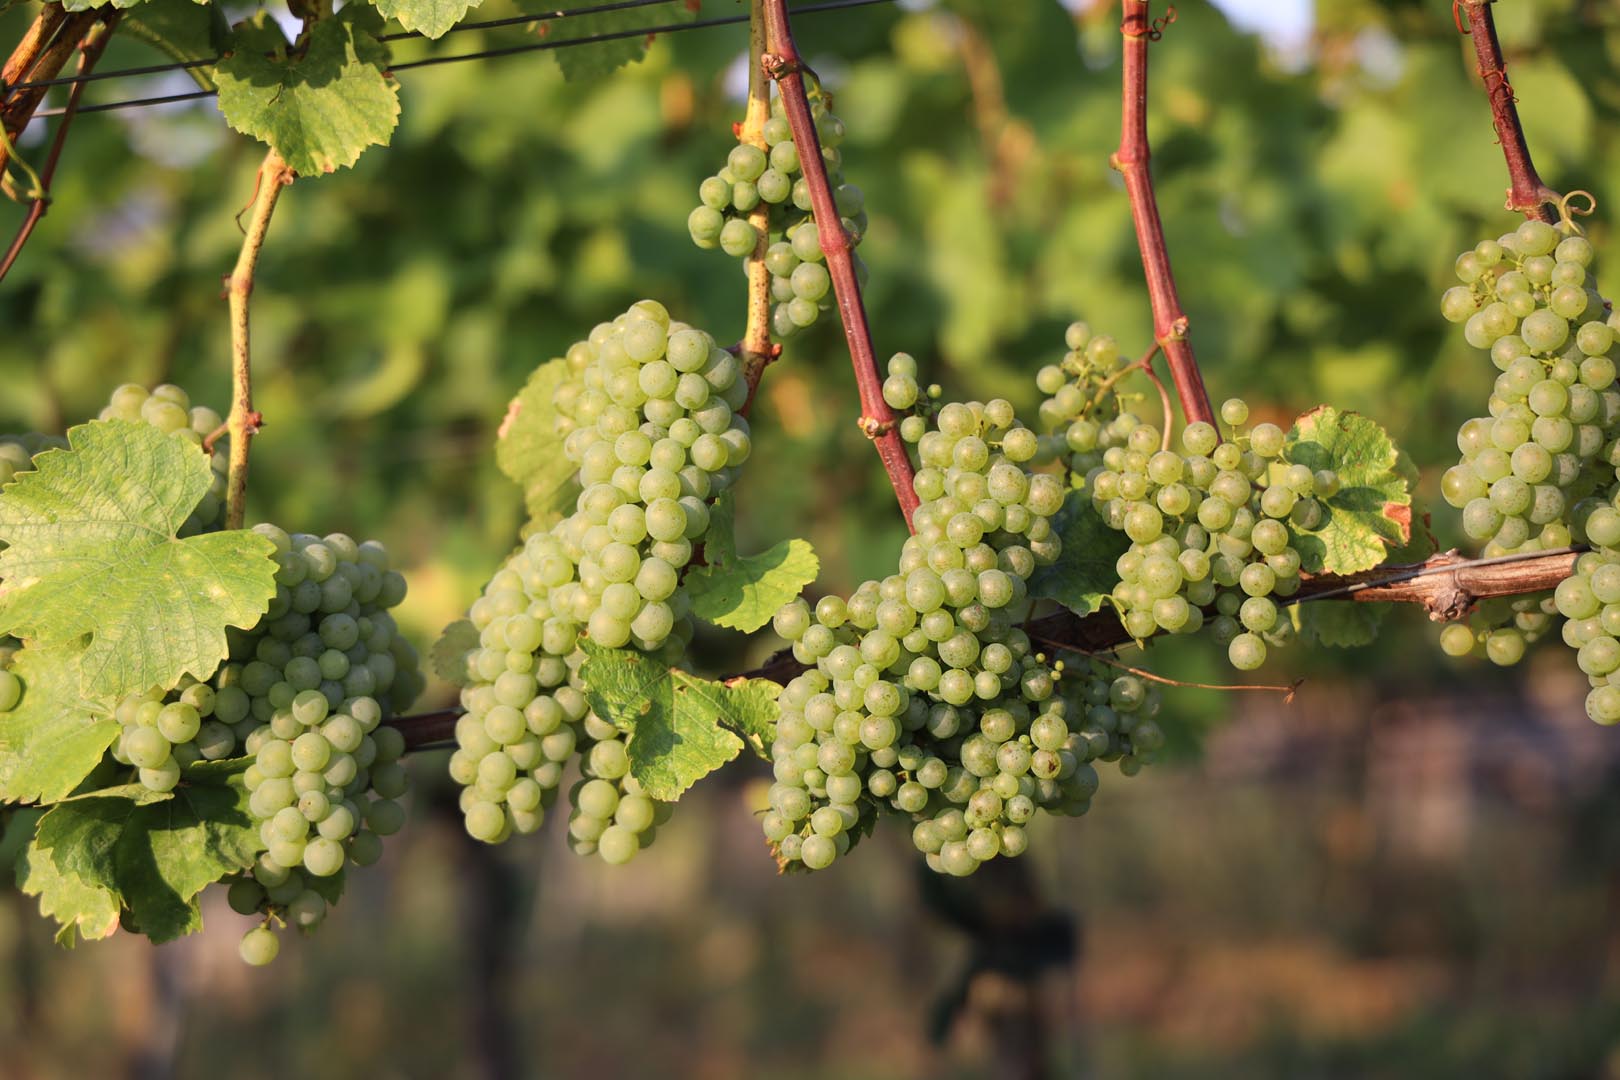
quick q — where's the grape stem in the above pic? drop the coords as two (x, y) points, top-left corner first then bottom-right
(761, 0), (920, 530)
(737, 0), (779, 415)
(1140, 360), (1175, 452)
(1027, 636), (1302, 701)
(386, 547), (1582, 752)
(1456, 0), (1560, 223)
(0, 12), (115, 285)
(223, 148), (294, 532)
(0, 6), (97, 188)
(1112, 1), (1215, 428)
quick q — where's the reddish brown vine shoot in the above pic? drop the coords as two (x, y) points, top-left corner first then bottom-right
(1112, 1), (1215, 428)
(1458, 0), (1559, 223)
(761, 0), (919, 530)
(0, 13), (116, 285)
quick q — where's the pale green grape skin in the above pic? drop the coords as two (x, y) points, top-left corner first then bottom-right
(1439, 623), (1476, 658)
(0, 670), (19, 712)
(239, 926), (280, 966)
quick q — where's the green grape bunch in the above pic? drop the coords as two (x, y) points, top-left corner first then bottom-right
(102, 524), (422, 964)
(687, 84), (866, 339)
(449, 302), (747, 862)
(1434, 216), (1620, 725)
(1086, 396), (1332, 671)
(1440, 218), (1620, 558)
(1033, 321), (1145, 478)
(764, 390), (1143, 878)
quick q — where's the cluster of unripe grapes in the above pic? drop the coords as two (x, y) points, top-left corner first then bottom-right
(109, 521), (421, 964)
(1440, 219), (1620, 559)
(687, 89), (866, 338)
(764, 391), (1156, 877)
(1072, 396), (1326, 671)
(1033, 322), (1138, 477)
(449, 302), (748, 861)
(1436, 218), (1620, 724)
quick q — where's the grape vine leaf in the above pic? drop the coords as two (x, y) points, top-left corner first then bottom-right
(371, 0), (483, 41)
(579, 642), (779, 799)
(431, 618), (479, 688)
(17, 796), (124, 946)
(0, 646), (119, 806)
(19, 763), (261, 946)
(1282, 407), (1412, 576)
(1028, 491), (1129, 616)
(548, 2), (700, 82)
(1292, 601), (1390, 648)
(60, 0), (150, 11)
(0, 421), (278, 700)
(686, 493), (819, 634)
(496, 358), (581, 528)
(215, 9), (400, 176)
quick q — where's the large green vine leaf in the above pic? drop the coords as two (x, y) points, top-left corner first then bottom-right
(550, 2), (700, 82)
(1282, 406), (1412, 576)
(579, 642), (779, 800)
(1028, 490), (1128, 617)
(19, 762), (260, 946)
(215, 10), (400, 176)
(371, 0), (483, 41)
(686, 492), (819, 634)
(495, 358), (580, 528)
(0, 645), (119, 806)
(0, 421), (278, 699)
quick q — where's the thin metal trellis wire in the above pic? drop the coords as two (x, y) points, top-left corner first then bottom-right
(4, 0), (682, 95)
(19, 0), (897, 120)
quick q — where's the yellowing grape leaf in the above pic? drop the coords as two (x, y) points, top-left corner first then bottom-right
(0, 421), (278, 699)
(1283, 406), (1411, 576)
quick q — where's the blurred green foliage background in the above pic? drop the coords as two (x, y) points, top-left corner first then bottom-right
(4, 0), (1620, 1076)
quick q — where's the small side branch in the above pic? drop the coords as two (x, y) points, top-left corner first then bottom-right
(1458, 0), (1559, 222)
(737, 0), (778, 414)
(223, 149), (293, 531)
(0, 13), (116, 285)
(761, 0), (919, 530)
(1112, 1), (1214, 427)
